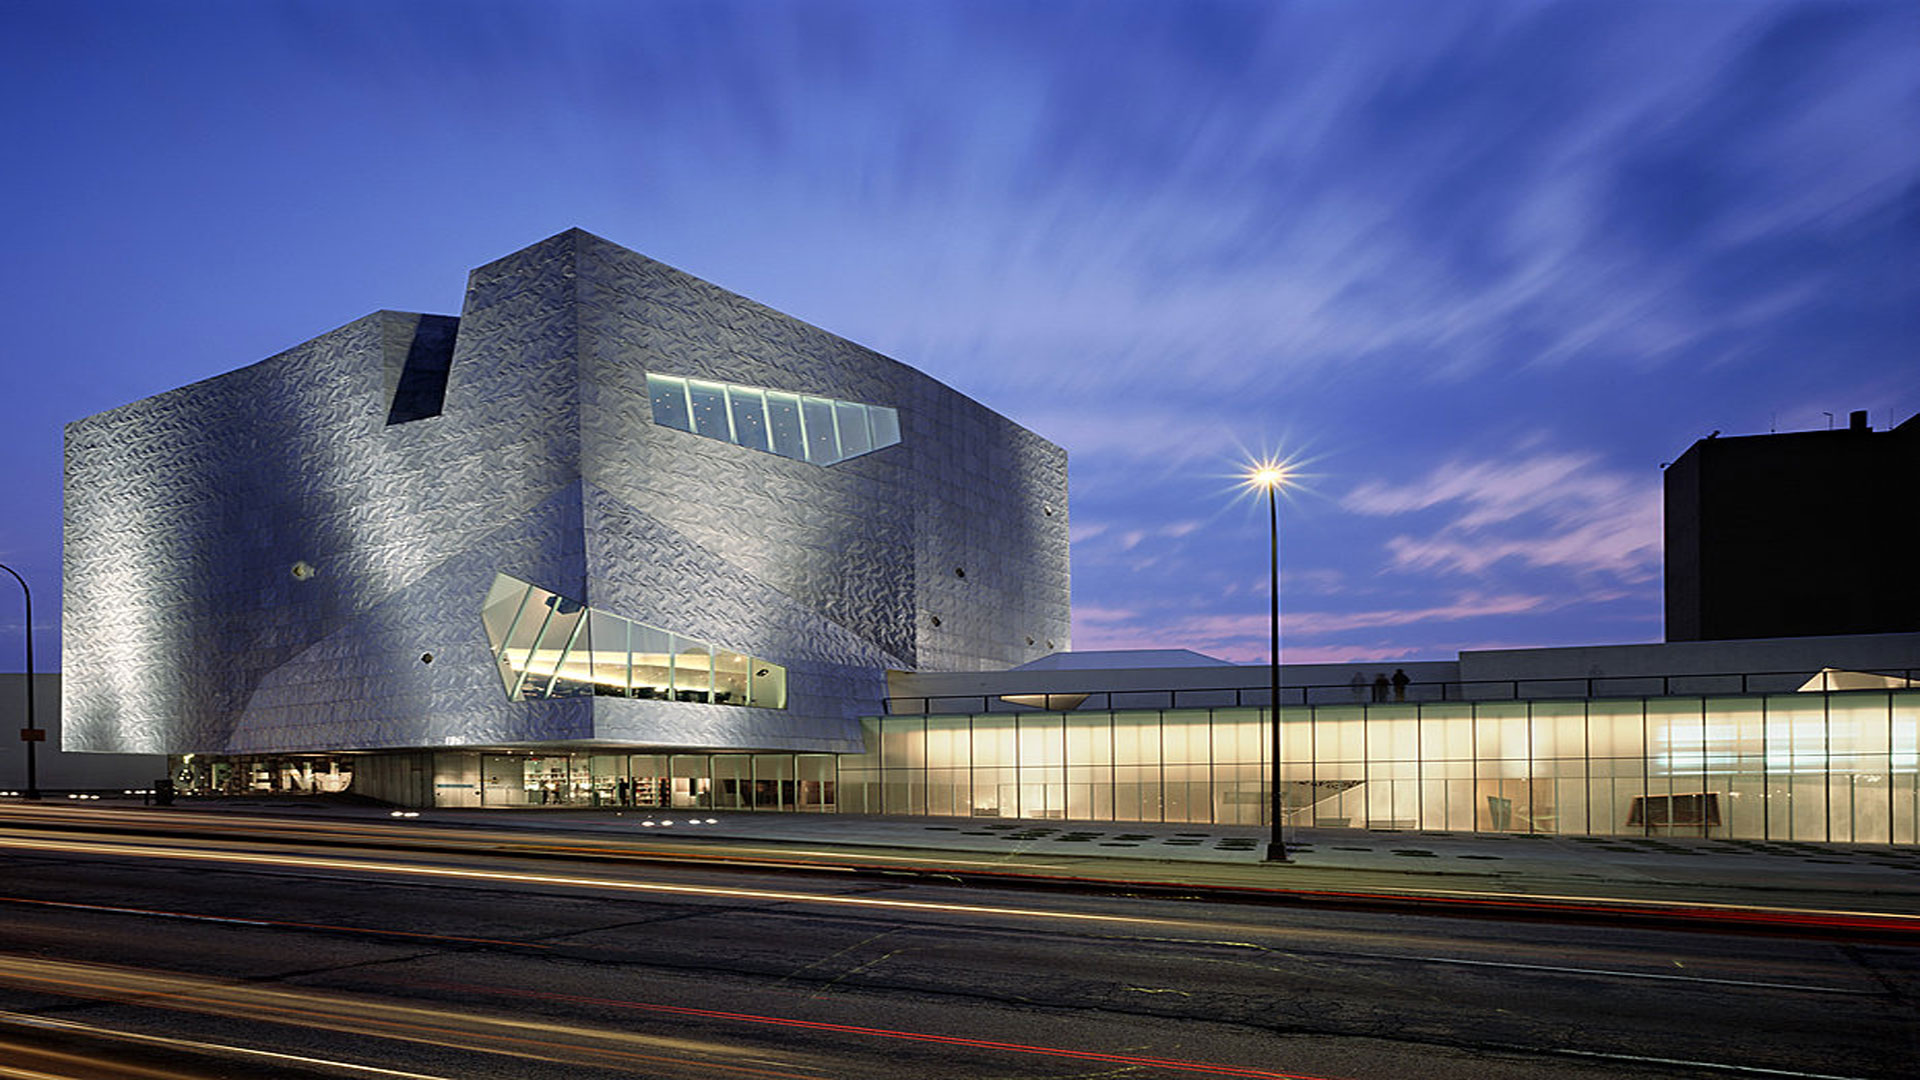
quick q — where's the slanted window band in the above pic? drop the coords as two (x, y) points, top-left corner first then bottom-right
(647, 373), (899, 466)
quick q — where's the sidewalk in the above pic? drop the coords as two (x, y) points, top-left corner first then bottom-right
(170, 799), (1920, 923)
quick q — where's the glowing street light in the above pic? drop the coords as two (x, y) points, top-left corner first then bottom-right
(1241, 459), (1293, 862)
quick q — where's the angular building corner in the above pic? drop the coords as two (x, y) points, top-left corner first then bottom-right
(62, 229), (1071, 783)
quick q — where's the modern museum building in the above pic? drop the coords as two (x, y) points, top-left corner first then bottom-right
(60, 231), (1919, 845)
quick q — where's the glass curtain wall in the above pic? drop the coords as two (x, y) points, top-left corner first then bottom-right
(841, 690), (1919, 844)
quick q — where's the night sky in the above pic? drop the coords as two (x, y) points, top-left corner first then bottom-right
(2, 0), (1914, 671)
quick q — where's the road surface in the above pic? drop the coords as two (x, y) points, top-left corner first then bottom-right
(0, 805), (1912, 1078)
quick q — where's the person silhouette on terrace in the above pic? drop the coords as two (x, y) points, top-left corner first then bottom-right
(1392, 668), (1410, 701)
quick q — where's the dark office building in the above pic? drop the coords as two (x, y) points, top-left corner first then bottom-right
(1666, 410), (1920, 642)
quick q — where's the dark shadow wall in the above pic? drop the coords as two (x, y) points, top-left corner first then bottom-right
(1665, 412), (1920, 641)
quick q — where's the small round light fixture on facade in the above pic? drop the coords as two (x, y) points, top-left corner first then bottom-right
(419, 652), (434, 664)
(290, 561), (315, 581)
(1043, 505), (1054, 517)
(954, 567), (965, 578)
(930, 615), (942, 627)
(1026, 636), (1035, 646)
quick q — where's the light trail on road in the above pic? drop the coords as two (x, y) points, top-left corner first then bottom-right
(0, 895), (552, 950)
(0, 1010), (462, 1080)
(0, 831), (1159, 927)
(0, 840), (1888, 999)
(414, 979), (1345, 1079)
(0, 955), (826, 1079)
(0, 956), (1338, 1080)
(0, 805), (1068, 870)
(1331, 949), (1883, 994)
(2, 811), (1911, 1080)
(2, 825), (1915, 941)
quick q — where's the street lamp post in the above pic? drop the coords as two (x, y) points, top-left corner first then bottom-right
(1243, 462), (1290, 862)
(0, 563), (40, 800)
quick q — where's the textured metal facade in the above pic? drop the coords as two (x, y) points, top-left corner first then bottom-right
(63, 229), (1070, 757)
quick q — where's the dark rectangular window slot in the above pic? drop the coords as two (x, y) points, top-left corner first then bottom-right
(1626, 793), (1722, 828)
(387, 314), (459, 425)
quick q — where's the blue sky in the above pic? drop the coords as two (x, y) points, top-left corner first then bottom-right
(1, 0), (1914, 669)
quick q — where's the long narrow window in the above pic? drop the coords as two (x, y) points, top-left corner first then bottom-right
(647, 373), (900, 466)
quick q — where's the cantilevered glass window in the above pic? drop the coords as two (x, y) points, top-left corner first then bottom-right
(646, 373), (899, 466)
(481, 573), (786, 708)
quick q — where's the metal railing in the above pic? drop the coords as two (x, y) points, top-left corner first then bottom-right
(883, 667), (1919, 716)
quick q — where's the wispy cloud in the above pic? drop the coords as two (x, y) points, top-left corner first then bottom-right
(1097, 519), (1211, 553)
(1075, 591), (1564, 663)
(1279, 643), (1444, 665)
(1343, 449), (1661, 581)
(1068, 521), (1109, 544)
(1285, 593), (1553, 635)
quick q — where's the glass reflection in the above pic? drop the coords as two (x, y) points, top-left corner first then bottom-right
(727, 387), (770, 452)
(533, 595), (590, 698)
(801, 396), (838, 462)
(713, 649), (751, 706)
(835, 400), (871, 457)
(869, 405), (900, 447)
(647, 374), (691, 431)
(673, 636), (712, 703)
(588, 610), (629, 697)
(766, 392), (806, 459)
(688, 381), (730, 440)
(629, 624), (673, 700)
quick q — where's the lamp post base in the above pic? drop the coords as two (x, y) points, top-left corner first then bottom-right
(1263, 841), (1290, 863)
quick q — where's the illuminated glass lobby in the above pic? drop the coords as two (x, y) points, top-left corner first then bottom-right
(820, 689), (1919, 844)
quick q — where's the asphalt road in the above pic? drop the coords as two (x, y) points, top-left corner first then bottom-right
(0, 808), (1914, 1079)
